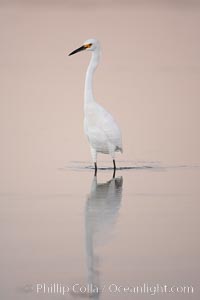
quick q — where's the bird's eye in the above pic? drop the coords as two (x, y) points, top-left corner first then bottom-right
(85, 43), (92, 49)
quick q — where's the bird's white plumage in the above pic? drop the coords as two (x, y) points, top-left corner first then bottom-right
(70, 38), (122, 166)
(83, 39), (122, 163)
(84, 102), (122, 155)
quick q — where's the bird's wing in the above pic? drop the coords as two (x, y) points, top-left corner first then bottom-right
(98, 104), (123, 150)
(85, 103), (123, 152)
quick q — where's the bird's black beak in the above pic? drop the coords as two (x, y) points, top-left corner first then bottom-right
(68, 45), (86, 56)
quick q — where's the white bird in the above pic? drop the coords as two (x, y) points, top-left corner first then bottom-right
(69, 38), (123, 175)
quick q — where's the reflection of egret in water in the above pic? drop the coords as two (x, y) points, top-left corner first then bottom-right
(84, 175), (123, 298)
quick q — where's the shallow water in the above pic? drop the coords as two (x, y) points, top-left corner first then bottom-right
(1, 163), (200, 299)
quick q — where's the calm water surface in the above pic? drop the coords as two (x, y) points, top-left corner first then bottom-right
(1, 163), (200, 299)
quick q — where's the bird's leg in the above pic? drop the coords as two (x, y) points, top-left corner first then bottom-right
(94, 162), (97, 177)
(90, 147), (97, 176)
(112, 160), (116, 178)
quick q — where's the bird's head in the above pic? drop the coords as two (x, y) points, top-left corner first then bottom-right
(68, 38), (100, 56)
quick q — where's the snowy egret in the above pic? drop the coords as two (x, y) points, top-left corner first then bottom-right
(69, 38), (123, 175)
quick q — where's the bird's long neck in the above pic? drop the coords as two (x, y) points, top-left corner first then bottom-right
(84, 50), (100, 108)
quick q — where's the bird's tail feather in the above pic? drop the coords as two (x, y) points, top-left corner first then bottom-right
(116, 146), (123, 153)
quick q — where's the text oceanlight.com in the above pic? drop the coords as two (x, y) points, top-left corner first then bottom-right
(36, 283), (194, 296)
